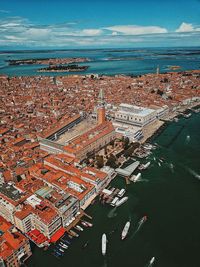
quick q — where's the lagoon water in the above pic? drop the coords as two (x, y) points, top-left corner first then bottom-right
(0, 47), (200, 77)
(28, 113), (200, 267)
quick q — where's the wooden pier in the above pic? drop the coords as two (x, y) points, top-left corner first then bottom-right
(64, 210), (92, 234)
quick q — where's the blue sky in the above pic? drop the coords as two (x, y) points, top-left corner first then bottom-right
(0, 0), (200, 49)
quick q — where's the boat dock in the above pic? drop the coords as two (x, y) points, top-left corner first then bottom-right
(115, 161), (140, 177)
(100, 187), (125, 205)
(63, 210), (92, 235)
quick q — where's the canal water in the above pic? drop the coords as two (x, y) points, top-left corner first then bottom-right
(28, 112), (200, 267)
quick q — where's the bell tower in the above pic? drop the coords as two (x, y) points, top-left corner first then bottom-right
(97, 88), (106, 125)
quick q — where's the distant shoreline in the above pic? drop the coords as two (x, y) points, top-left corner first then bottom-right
(6, 57), (90, 66)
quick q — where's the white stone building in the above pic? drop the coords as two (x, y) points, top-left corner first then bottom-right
(115, 103), (157, 127)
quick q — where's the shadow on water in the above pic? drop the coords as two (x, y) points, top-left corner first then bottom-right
(135, 178), (149, 183)
(107, 207), (117, 218)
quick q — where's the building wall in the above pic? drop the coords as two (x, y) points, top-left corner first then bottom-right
(0, 197), (16, 224)
(115, 110), (157, 127)
(14, 214), (32, 234)
(4, 240), (32, 267)
(32, 214), (61, 239)
(79, 187), (96, 208)
(59, 199), (80, 227)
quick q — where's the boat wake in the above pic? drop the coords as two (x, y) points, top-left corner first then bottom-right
(130, 216), (147, 239)
(101, 258), (108, 267)
(187, 168), (200, 180)
(107, 207), (117, 218)
(168, 163), (174, 173)
(135, 178), (149, 183)
(136, 217), (146, 231)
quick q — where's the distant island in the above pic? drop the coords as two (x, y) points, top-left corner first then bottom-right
(7, 57), (90, 66)
(37, 64), (89, 72)
(168, 65), (181, 70)
(107, 57), (144, 61)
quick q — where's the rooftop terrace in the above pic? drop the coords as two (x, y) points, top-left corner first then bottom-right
(0, 184), (24, 201)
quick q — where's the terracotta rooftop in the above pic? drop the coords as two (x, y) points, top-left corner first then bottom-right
(0, 216), (28, 259)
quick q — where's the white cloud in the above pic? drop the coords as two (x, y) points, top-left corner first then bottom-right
(0, 16), (199, 48)
(81, 29), (103, 36)
(24, 28), (51, 38)
(104, 25), (168, 35)
(176, 22), (200, 32)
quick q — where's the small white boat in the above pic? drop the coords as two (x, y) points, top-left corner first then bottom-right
(121, 221), (130, 240)
(133, 173), (141, 182)
(81, 221), (88, 227)
(138, 162), (150, 170)
(184, 113), (191, 118)
(115, 196), (128, 207)
(139, 215), (147, 226)
(117, 188), (126, 197)
(75, 225), (84, 231)
(102, 233), (107, 256)
(150, 256), (155, 264)
(82, 220), (93, 227)
(59, 243), (68, 249)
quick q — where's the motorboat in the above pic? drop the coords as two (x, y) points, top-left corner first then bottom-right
(121, 221), (130, 240)
(115, 196), (128, 207)
(75, 225), (84, 231)
(102, 233), (107, 256)
(150, 256), (155, 264)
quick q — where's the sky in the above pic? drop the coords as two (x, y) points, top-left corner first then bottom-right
(0, 0), (200, 49)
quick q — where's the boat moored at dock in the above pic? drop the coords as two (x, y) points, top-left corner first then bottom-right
(117, 188), (126, 197)
(110, 197), (119, 206)
(74, 225), (84, 231)
(138, 161), (150, 170)
(115, 196), (128, 207)
(130, 172), (141, 182)
(69, 229), (79, 237)
(81, 220), (93, 227)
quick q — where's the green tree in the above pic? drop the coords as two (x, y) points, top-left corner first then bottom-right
(124, 137), (130, 149)
(106, 153), (117, 168)
(96, 155), (104, 169)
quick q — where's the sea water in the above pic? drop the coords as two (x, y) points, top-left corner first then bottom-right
(0, 47), (200, 77)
